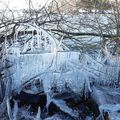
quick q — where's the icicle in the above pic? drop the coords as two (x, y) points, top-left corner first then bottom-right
(14, 33), (16, 41)
(35, 107), (41, 120)
(46, 93), (52, 112)
(31, 31), (34, 52)
(2, 36), (8, 62)
(57, 34), (64, 49)
(13, 100), (18, 120)
(6, 98), (12, 120)
(16, 32), (18, 41)
(37, 31), (40, 48)
(0, 76), (12, 108)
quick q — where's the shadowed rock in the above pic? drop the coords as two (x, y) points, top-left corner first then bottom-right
(11, 91), (47, 111)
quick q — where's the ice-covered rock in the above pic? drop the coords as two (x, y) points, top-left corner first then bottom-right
(91, 85), (120, 120)
(44, 114), (72, 120)
(99, 104), (120, 120)
(52, 99), (79, 119)
(91, 85), (120, 106)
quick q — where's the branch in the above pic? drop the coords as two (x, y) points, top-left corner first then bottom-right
(49, 29), (115, 38)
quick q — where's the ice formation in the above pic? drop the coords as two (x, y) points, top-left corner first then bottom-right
(5, 23), (92, 96)
(5, 23), (120, 108)
(3, 23), (92, 120)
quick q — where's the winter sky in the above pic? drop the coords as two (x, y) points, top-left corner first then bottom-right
(0, 0), (51, 10)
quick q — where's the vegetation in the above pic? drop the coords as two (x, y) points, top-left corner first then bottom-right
(76, 0), (111, 11)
